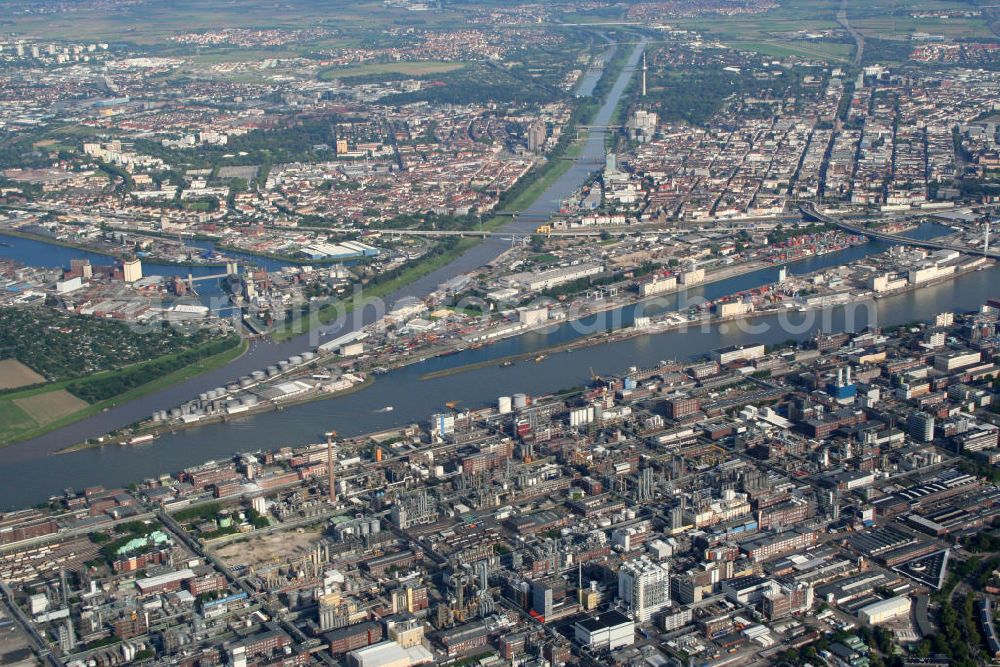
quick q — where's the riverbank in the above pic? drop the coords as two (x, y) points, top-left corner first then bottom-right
(0, 336), (249, 449)
(269, 236), (480, 342)
(418, 257), (995, 381)
(56, 373), (374, 454)
(266, 122), (601, 344)
(0, 256), (994, 509)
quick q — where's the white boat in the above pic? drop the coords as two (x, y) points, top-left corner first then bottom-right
(376, 406), (394, 413)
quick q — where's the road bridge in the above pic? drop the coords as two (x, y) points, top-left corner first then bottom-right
(799, 203), (1000, 259)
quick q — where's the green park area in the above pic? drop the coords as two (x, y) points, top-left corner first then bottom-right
(0, 311), (246, 446)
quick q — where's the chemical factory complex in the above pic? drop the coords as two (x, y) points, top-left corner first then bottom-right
(3, 301), (1000, 667)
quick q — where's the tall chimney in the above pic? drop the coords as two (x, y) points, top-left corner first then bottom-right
(326, 432), (336, 502)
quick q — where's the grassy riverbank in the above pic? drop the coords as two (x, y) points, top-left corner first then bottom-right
(0, 336), (247, 447)
(271, 237), (479, 342)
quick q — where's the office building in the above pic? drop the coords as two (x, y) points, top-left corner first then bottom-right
(908, 412), (935, 443)
(618, 557), (670, 622)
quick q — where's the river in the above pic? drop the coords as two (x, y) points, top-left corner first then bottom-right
(0, 221), (994, 507)
(0, 37), (996, 506)
(0, 38), (642, 463)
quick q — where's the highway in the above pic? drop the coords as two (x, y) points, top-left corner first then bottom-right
(837, 0), (865, 67)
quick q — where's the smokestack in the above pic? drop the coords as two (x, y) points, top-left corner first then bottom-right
(326, 432), (336, 502)
(845, 366), (852, 385)
(837, 367), (844, 387)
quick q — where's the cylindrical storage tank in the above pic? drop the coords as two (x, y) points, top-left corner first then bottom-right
(169, 408), (182, 418)
(302, 351), (316, 362)
(243, 395), (259, 407)
(239, 376), (253, 387)
(158, 410), (168, 421)
(498, 396), (512, 414)
(251, 370), (266, 381)
(214, 387), (226, 396)
(266, 365), (280, 377)
(198, 392), (208, 403)
(226, 383), (239, 392)
(512, 393), (528, 410)
(278, 360), (290, 371)
(289, 355), (303, 366)
(151, 412), (162, 422)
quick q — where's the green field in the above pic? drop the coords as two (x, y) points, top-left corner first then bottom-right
(851, 15), (994, 40)
(2, 0), (473, 43)
(674, 0), (842, 41)
(728, 40), (854, 62)
(0, 338), (247, 447)
(318, 61), (465, 81)
(674, 0), (997, 52)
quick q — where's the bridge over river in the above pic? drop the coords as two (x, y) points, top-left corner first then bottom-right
(800, 203), (998, 259)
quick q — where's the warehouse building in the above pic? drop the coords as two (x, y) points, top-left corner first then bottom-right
(574, 610), (634, 651)
(857, 596), (911, 625)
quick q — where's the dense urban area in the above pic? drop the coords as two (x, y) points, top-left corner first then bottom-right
(2, 0), (1000, 666)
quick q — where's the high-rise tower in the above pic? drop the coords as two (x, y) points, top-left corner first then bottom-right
(641, 51), (648, 97)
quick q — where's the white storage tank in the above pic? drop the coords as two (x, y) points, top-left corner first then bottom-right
(512, 393), (529, 409)
(498, 396), (512, 414)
